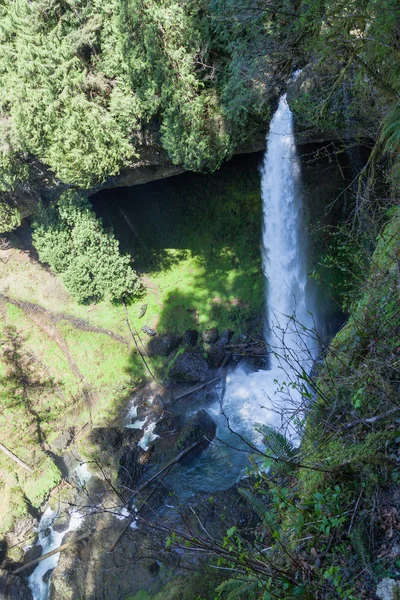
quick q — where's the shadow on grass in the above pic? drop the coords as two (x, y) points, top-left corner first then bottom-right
(91, 153), (264, 276)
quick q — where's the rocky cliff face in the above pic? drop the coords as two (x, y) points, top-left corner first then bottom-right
(2, 125), (269, 221)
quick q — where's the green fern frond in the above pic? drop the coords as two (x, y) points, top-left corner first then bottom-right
(258, 425), (296, 459)
(380, 104), (400, 153)
(351, 522), (372, 574)
(216, 577), (258, 600)
(238, 487), (277, 530)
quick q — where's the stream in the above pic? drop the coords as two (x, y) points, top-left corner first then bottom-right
(27, 85), (318, 599)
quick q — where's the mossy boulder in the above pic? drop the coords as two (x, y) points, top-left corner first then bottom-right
(0, 569), (32, 599)
(177, 410), (216, 451)
(168, 348), (209, 383)
(146, 334), (182, 357)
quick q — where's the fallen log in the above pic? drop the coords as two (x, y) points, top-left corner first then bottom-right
(344, 407), (400, 430)
(13, 530), (92, 575)
(172, 377), (221, 403)
(0, 443), (33, 473)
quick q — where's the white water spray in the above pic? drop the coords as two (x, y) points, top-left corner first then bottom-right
(223, 89), (316, 439)
(28, 507), (85, 600)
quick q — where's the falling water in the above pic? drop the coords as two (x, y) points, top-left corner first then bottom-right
(223, 89), (316, 440)
(261, 93), (313, 362)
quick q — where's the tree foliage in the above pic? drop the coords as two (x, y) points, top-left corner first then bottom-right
(32, 190), (140, 303)
(0, 0), (273, 189)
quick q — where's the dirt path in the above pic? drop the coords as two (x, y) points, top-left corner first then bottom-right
(0, 294), (129, 344)
(0, 294), (101, 404)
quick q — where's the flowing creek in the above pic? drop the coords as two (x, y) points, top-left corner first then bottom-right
(27, 87), (318, 599)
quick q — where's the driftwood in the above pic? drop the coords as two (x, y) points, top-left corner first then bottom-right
(228, 343), (267, 357)
(133, 440), (201, 498)
(13, 530), (92, 575)
(0, 442), (33, 473)
(225, 342), (267, 350)
(171, 377), (221, 403)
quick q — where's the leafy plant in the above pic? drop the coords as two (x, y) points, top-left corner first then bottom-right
(32, 190), (140, 303)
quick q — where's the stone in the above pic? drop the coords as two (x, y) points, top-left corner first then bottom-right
(86, 428), (143, 484)
(138, 304), (147, 319)
(183, 329), (198, 346)
(20, 544), (42, 577)
(201, 328), (219, 343)
(168, 349), (209, 383)
(0, 569), (33, 600)
(146, 334), (181, 357)
(118, 444), (144, 489)
(52, 427), (75, 451)
(203, 343), (226, 368)
(177, 410), (216, 451)
(376, 579), (400, 600)
(52, 512), (72, 534)
(42, 569), (54, 583)
(216, 329), (232, 348)
(141, 325), (156, 337)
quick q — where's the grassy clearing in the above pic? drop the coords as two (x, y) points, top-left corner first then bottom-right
(0, 154), (263, 533)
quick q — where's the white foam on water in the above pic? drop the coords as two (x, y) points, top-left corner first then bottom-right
(72, 462), (92, 487)
(28, 507), (85, 600)
(125, 400), (138, 424)
(138, 421), (159, 451)
(126, 418), (147, 430)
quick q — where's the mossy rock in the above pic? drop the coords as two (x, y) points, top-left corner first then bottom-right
(168, 348), (209, 383)
(177, 409), (216, 451)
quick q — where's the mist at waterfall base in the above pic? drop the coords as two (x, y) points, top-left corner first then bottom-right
(161, 92), (318, 501)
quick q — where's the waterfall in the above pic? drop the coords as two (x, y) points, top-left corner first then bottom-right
(223, 89), (316, 439)
(261, 92), (314, 370)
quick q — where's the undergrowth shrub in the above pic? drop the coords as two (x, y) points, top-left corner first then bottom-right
(32, 190), (140, 303)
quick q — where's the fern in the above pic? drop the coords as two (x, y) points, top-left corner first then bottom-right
(380, 104), (400, 153)
(238, 487), (277, 530)
(216, 577), (259, 600)
(258, 425), (296, 460)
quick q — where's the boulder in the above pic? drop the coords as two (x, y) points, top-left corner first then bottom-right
(118, 445), (144, 489)
(216, 329), (232, 348)
(203, 343), (226, 368)
(168, 349), (209, 383)
(183, 329), (198, 346)
(52, 427), (75, 451)
(86, 428), (143, 486)
(177, 410), (216, 451)
(141, 325), (156, 337)
(0, 570), (32, 600)
(51, 511), (72, 534)
(376, 579), (400, 600)
(21, 544), (43, 577)
(201, 328), (219, 343)
(146, 334), (182, 357)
